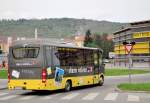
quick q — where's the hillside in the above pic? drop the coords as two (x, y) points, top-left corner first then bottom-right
(0, 18), (128, 38)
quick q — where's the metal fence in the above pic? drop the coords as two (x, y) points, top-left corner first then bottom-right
(112, 56), (150, 68)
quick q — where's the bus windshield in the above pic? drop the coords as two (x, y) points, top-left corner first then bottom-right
(12, 47), (39, 59)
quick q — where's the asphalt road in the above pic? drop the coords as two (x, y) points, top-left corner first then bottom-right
(0, 74), (150, 103)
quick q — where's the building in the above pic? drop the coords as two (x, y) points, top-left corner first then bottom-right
(0, 36), (11, 53)
(74, 35), (85, 47)
(113, 20), (150, 68)
(0, 36), (27, 54)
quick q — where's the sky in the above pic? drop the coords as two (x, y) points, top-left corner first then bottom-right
(0, 0), (150, 22)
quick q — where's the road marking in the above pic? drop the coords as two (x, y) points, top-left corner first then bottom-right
(40, 93), (61, 100)
(82, 93), (99, 100)
(0, 93), (8, 96)
(40, 96), (52, 100)
(104, 93), (118, 101)
(127, 95), (139, 102)
(61, 93), (79, 100)
(20, 96), (35, 100)
(0, 95), (17, 100)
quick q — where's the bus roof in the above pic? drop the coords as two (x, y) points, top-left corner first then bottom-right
(11, 39), (103, 52)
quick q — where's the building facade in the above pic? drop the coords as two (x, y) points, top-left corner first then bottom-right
(0, 36), (11, 53)
(113, 20), (150, 68)
(74, 35), (85, 47)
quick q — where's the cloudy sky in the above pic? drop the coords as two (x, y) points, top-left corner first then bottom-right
(0, 0), (149, 22)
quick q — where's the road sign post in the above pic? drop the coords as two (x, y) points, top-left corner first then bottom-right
(128, 53), (132, 83)
(123, 42), (135, 83)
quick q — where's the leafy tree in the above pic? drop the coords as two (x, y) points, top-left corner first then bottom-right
(84, 29), (93, 47)
(85, 32), (114, 59)
(86, 41), (98, 48)
(96, 33), (114, 58)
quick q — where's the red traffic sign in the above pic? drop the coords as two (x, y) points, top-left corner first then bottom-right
(124, 44), (133, 54)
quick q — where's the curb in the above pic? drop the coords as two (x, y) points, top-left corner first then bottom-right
(106, 73), (150, 78)
(115, 87), (150, 93)
(0, 87), (7, 90)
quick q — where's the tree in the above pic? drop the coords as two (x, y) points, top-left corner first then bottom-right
(100, 33), (113, 58)
(92, 33), (114, 59)
(84, 29), (93, 47)
(84, 31), (114, 58)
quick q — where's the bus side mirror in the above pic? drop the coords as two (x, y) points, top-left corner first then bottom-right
(102, 60), (106, 67)
(102, 63), (105, 68)
(102, 59), (109, 63)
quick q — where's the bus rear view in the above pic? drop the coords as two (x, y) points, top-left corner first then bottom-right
(8, 44), (46, 90)
(8, 39), (104, 91)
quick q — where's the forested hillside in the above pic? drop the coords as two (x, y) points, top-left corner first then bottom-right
(0, 18), (128, 38)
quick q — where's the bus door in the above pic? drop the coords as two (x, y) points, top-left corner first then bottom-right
(98, 51), (104, 74)
(93, 51), (99, 84)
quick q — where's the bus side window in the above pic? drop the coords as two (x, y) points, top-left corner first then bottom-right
(52, 47), (60, 66)
(46, 46), (52, 66)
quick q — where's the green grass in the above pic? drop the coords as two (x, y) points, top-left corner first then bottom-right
(118, 83), (150, 91)
(0, 68), (150, 79)
(0, 70), (8, 79)
(105, 69), (150, 76)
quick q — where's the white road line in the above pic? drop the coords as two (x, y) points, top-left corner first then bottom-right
(40, 93), (61, 100)
(82, 93), (99, 100)
(40, 96), (52, 100)
(104, 93), (118, 101)
(0, 95), (17, 100)
(61, 93), (79, 100)
(127, 95), (140, 102)
(19, 96), (35, 100)
(0, 93), (9, 96)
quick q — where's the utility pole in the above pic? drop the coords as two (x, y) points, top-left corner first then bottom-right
(35, 28), (38, 39)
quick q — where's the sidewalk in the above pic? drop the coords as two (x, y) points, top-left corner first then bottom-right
(0, 79), (8, 90)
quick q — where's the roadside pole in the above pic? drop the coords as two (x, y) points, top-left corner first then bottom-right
(123, 41), (135, 83)
(128, 53), (132, 83)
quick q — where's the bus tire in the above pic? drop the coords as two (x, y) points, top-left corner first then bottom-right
(98, 76), (104, 86)
(64, 80), (72, 92)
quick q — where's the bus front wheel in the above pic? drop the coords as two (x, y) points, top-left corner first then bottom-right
(64, 80), (72, 92)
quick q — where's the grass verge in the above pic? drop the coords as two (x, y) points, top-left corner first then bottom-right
(105, 69), (150, 76)
(0, 69), (150, 78)
(0, 70), (8, 79)
(118, 83), (150, 91)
